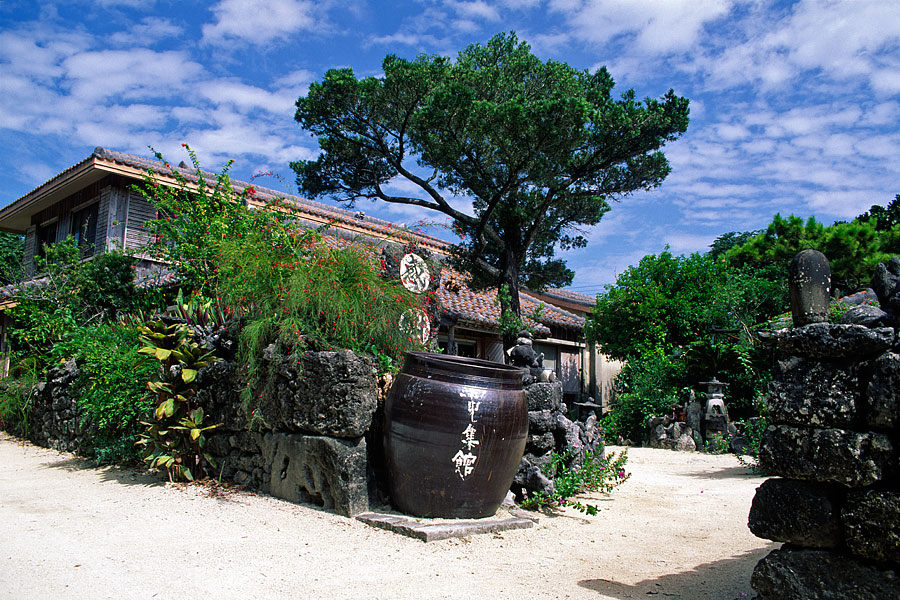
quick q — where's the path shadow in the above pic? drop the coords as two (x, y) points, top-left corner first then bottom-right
(37, 453), (165, 488)
(578, 546), (775, 599)
(680, 465), (763, 480)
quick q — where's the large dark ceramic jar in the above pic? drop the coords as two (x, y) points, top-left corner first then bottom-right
(384, 351), (528, 518)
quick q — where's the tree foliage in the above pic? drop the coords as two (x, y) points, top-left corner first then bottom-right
(135, 145), (259, 297)
(6, 237), (142, 361)
(0, 231), (23, 285)
(586, 251), (783, 361)
(725, 212), (899, 294)
(292, 32), (689, 318)
(857, 194), (900, 231)
(587, 250), (787, 422)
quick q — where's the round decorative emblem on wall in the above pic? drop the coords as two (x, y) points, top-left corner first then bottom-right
(399, 253), (430, 293)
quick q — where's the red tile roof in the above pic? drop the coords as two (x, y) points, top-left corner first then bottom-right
(437, 268), (584, 336)
(537, 288), (597, 307)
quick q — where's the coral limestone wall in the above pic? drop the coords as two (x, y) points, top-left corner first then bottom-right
(748, 256), (900, 599)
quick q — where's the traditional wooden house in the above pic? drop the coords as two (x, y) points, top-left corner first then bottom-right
(0, 147), (620, 405)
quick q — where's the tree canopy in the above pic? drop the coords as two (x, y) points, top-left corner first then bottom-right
(586, 250), (786, 362)
(857, 194), (900, 232)
(292, 32), (689, 318)
(0, 231), (23, 285)
(725, 211), (899, 294)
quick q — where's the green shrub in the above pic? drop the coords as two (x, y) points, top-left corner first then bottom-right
(136, 320), (220, 481)
(0, 231), (23, 285)
(602, 392), (679, 444)
(50, 324), (158, 464)
(139, 146), (429, 379)
(7, 237), (147, 367)
(703, 432), (731, 454)
(602, 350), (684, 443)
(73, 251), (143, 321)
(0, 357), (39, 438)
(521, 449), (630, 515)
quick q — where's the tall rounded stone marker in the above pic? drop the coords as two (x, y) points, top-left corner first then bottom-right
(789, 249), (831, 327)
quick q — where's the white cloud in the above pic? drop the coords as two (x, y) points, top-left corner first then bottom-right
(854, 135), (900, 159)
(62, 49), (204, 101)
(806, 189), (886, 220)
(197, 80), (296, 114)
(552, 0), (733, 54)
(19, 161), (58, 186)
(871, 69), (900, 95)
(715, 123), (751, 141)
(451, 19), (481, 34)
(109, 18), (183, 46)
(0, 28), (92, 80)
(691, 0), (900, 94)
(568, 247), (652, 290)
(202, 0), (319, 45)
(527, 32), (572, 55)
(661, 232), (717, 256)
(764, 1), (900, 78)
(274, 69), (316, 88)
(368, 32), (425, 47)
(447, 1), (501, 22)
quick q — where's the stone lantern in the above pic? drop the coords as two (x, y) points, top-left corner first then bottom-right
(699, 377), (729, 440)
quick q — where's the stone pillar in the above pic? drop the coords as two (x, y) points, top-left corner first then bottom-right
(788, 249), (831, 326)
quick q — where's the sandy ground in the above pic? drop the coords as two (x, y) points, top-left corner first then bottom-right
(0, 433), (774, 600)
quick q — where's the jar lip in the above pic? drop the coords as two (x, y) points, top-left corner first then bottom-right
(402, 351), (524, 385)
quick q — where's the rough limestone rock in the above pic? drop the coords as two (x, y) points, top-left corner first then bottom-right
(264, 432), (369, 517)
(789, 249), (831, 326)
(685, 401), (703, 433)
(260, 350), (377, 438)
(195, 360), (247, 431)
(751, 547), (899, 600)
(526, 431), (556, 454)
(528, 410), (557, 433)
(578, 413), (603, 454)
(645, 421), (696, 452)
(767, 357), (859, 428)
(865, 352), (900, 431)
(524, 381), (563, 412)
(512, 461), (555, 500)
(758, 323), (894, 359)
(28, 359), (90, 453)
(872, 256), (900, 314)
(843, 489), (900, 564)
(839, 304), (891, 327)
(207, 430), (271, 489)
(748, 478), (843, 548)
(759, 424), (894, 487)
(674, 432), (696, 451)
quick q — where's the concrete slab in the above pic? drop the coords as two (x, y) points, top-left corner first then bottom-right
(356, 510), (536, 542)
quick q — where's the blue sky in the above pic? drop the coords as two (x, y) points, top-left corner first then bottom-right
(1, 1), (898, 295)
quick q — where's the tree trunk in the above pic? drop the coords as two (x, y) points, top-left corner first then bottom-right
(499, 252), (522, 357)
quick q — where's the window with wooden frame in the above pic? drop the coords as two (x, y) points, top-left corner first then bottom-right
(35, 219), (58, 260)
(71, 202), (99, 257)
